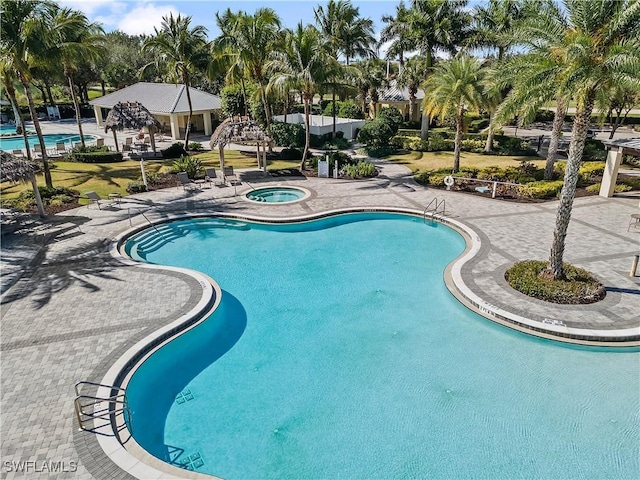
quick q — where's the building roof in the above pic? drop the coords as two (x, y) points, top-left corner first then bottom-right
(378, 79), (425, 102)
(89, 82), (222, 114)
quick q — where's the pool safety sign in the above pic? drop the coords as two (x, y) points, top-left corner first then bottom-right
(318, 159), (329, 178)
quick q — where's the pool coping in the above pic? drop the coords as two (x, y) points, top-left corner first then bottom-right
(96, 207), (640, 480)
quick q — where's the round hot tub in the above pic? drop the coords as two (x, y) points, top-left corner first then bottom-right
(245, 186), (309, 204)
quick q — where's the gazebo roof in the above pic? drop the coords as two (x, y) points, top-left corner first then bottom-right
(210, 117), (271, 149)
(0, 151), (40, 183)
(103, 102), (161, 133)
(602, 137), (640, 157)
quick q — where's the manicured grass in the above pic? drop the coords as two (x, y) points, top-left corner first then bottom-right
(386, 150), (545, 172)
(1, 149), (301, 204)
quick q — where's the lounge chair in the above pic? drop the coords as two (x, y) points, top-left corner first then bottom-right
(11, 149), (24, 158)
(125, 137), (133, 146)
(205, 168), (221, 187)
(85, 191), (116, 210)
(223, 166), (238, 186)
(55, 142), (67, 155)
(177, 172), (199, 190)
(32, 144), (43, 158)
(96, 138), (105, 148)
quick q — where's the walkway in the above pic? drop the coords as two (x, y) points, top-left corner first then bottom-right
(1, 161), (638, 478)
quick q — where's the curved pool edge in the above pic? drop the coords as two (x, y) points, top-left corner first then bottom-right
(95, 208), (640, 480)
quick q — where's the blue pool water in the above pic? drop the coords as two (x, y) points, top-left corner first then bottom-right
(246, 187), (306, 203)
(125, 213), (639, 479)
(0, 124), (32, 135)
(0, 133), (96, 151)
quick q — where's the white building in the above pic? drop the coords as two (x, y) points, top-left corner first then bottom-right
(272, 114), (366, 140)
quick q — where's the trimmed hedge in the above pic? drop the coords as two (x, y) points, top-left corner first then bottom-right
(505, 260), (605, 304)
(518, 180), (564, 199)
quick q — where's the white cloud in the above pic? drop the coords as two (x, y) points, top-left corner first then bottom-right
(116, 3), (180, 35)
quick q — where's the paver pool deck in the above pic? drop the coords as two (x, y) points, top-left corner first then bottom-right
(1, 160), (639, 479)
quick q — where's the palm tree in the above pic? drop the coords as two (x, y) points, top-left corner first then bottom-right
(521, 0), (640, 280)
(267, 23), (336, 167)
(142, 14), (209, 148)
(1, 0), (56, 187)
(212, 8), (281, 127)
(396, 56), (427, 122)
(379, 1), (414, 68)
(422, 55), (485, 173)
(356, 59), (387, 118)
(408, 0), (472, 140)
(315, 1), (374, 137)
(471, 0), (525, 62)
(49, 6), (105, 148)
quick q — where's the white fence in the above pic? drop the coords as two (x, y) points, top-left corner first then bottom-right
(272, 114), (366, 140)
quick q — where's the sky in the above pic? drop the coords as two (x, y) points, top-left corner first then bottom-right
(59, 0), (404, 41)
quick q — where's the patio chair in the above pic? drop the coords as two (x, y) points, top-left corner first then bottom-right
(223, 166), (238, 186)
(55, 142), (68, 155)
(143, 135), (151, 145)
(177, 172), (199, 190)
(85, 191), (116, 210)
(125, 137), (133, 146)
(205, 167), (221, 187)
(96, 138), (105, 148)
(32, 144), (43, 158)
(11, 149), (24, 158)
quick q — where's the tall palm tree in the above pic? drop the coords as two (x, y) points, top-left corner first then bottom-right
(267, 23), (336, 167)
(315, 0), (374, 137)
(422, 55), (485, 173)
(142, 14), (209, 148)
(408, 0), (472, 140)
(379, 1), (414, 68)
(471, 0), (525, 62)
(396, 56), (427, 122)
(520, 0), (640, 280)
(1, 0), (56, 187)
(49, 6), (105, 148)
(212, 8), (281, 127)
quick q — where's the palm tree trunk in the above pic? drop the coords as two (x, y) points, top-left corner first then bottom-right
(544, 99), (567, 180)
(241, 78), (248, 116)
(453, 112), (463, 173)
(484, 110), (495, 153)
(408, 93), (415, 122)
(100, 81), (106, 96)
(261, 86), (271, 127)
(332, 87), (337, 139)
(68, 76), (86, 148)
(45, 80), (55, 106)
(5, 86), (23, 135)
(112, 129), (119, 152)
(30, 174), (45, 218)
(546, 94), (595, 280)
(184, 80), (193, 148)
(18, 74), (52, 187)
(301, 94), (311, 170)
(420, 113), (430, 141)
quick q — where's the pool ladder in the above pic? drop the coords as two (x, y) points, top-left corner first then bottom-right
(74, 381), (131, 437)
(423, 198), (446, 223)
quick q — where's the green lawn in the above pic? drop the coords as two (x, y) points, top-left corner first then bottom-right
(1, 149), (301, 204)
(386, 150), (545, 172)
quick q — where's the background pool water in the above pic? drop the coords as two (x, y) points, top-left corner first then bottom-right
(0, 133), (97, 151)
(125, 213), (639, 479)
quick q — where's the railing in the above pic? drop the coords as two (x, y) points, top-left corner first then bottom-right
(423, 198), (446, 222)
(74, 381), (131, 436)
(127, 207), (161, 234)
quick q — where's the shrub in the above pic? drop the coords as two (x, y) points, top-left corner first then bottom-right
(518, 180), (564, 199)
(505, 260), (605, 304)
(188, 142), (204, 151)
(376, 106), (403, 133)
(468, 118), (490, 133)
(357, 146), (397, 158)
(270, 122), (305, 148)
(342, 161), (376, 178)
(357, 118), (396, 147)
(494, 135), (532, 155)
(585, 182), (632, 193)
(67, 145), (124, 163)
(171, 155), (203, 179)
(321, 137), (350, 150)
(428, 134), (455, 151)
(322, 101), (341, 117)
(5, 186), (79, 211)
(534, 109), (556, 122)
(126, 181), (148, 194)
(578, 162), (605, 182)
(338, 101), (365, 119)
(308, 151), (356, 173)
(461, 138), (485, 153)
(220, 84), (246, 117)
(582, 140), (606, 161)
(397, 129), (421, 137)
(162, 142), (187, 159)
(319, 99), (331, 111)
(279, 147), (303, 160)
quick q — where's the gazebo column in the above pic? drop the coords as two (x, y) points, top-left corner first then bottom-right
(599, 146), (623, 198)
(170, 114), (180, 140)
(94, 106), (103, 126)
(256, 142), (261, 168)
(219, 145), (225, 172)
(203, 112), (213, 136)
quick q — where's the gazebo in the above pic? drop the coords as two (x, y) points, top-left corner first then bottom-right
(0, 151), (45, 217)
(209, 117), (272, 176)
(600, 138), (640, 197)
(103, 101), (161, 155)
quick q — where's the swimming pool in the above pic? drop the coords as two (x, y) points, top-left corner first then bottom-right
(0, 133), (97, 151)
(245, 186), (309, 204)
(124, 213), (639, 479)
